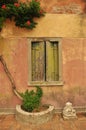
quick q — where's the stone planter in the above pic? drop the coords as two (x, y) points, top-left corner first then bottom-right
(16, 105), (54, 124)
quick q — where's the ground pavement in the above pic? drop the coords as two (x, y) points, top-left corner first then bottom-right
(0, 113), (86, 130)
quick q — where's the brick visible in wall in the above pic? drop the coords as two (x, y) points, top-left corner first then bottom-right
(52, 3), (83, 14)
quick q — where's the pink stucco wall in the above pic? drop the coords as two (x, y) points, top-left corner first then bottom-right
(63, 38), (86, 87)
(0, 38), (86, 108)
(0, 38), (28, 107)
(0, 0), (86, 109)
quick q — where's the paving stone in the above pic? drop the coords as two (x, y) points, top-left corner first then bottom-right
(0, 115), (6, 122)
(74, 121), (86, 130)
(0, 114), (86, 130)
(4, 115), (15, 121)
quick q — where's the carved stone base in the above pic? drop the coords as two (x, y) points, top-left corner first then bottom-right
(63, 115), (77, 120)
(63, 102), (77, 120)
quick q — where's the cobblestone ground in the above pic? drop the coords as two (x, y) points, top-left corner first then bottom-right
(0, 113), (86, 130)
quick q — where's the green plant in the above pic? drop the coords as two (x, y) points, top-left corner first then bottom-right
(0, 0), (18, 6)
(19, 86), (43, 112)
(0, 0), (45, 30)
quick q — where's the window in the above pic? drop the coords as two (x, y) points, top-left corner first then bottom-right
(28, 38), (63, 86)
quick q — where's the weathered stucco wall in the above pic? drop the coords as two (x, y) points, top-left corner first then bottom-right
(0, 14), (86, 38)
(0, 38), (28, 107)
(0, 37), (86, 108)
(42, 38), (86, 107)
(0, 0), (86, 109)
(20, 0), (86, 13)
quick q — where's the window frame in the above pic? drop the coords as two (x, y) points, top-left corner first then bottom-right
(28, 38), (63, 86)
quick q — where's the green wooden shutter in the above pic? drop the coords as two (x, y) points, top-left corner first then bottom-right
(31, 41), (44, 81)
(46, 41), (59, 81)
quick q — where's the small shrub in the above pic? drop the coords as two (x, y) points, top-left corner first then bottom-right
(0, 0), (18, 6)
(19, 86), (43, 112)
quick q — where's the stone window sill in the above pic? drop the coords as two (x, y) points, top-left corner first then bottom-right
(28, 80), (64, 86)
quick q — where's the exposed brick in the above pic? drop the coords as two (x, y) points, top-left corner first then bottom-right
(52, 3), (83, 14)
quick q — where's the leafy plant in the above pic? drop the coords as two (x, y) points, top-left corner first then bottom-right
(19, 86), (43, 112)
(0, 0), (45, 30)
(0, 0), (18, 6)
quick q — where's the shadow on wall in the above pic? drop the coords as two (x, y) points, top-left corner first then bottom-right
(83, 0), (86, 13)
(42, 86), (86, 108)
